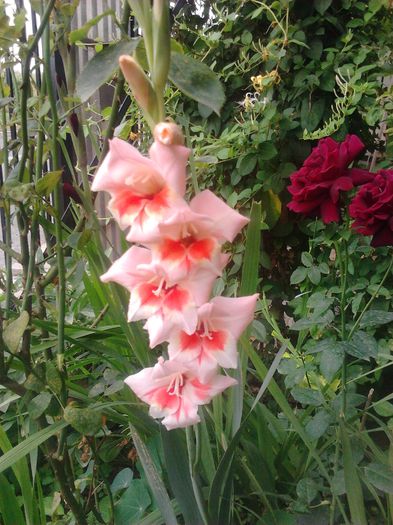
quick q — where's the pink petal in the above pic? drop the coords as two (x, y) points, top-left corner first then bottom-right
(124, 366), (159, 402)
(149, 141), (190, 197)
(185, 374), (237, 405)
(207, 374), (237, 397)
(168, 331), (202, 363)
(126, 192), (190, 244)
(185, 266), (221, 306)
(128, 283), (162, 322)
(92, 138), (159, 193)
(208, 332), (238, 370)
(207, 294), (258, 339)
(158, 206), (215, 240)
(144, 313), (170, 347)
(100, 246), (151, 291)
(190, 190), (249, 241)
(161, 399), (200, 430)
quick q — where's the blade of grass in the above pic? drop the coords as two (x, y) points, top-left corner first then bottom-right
(232, 201), (262, 435)
(35, 472), (47, 525)
(0, 423), (36, 525)
(208, 344), (286, 524)
(160, 427), (203, 525)
(0, 420), (67, 474)
(129, 424), (178, 525)
(0, 473), (26, 525)
(340, 419), (367, 525)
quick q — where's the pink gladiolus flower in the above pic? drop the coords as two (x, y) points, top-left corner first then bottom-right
(141, 258), (229, 347)
(100, 246), (229, 347)
(92, 137), (190, 241)
(168, 294), (258, 380)
(148, 190), (249, 281)
(94, 121), (256, 430)
(124, 357), (237, 430)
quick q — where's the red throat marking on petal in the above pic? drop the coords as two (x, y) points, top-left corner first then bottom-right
(112, 185), (170, 219)
(202, 330), (227, 351)
(153, 386), (181, 409)
(179, 331), (201, 351)
(163, 286), (190, 311)
(179, 328), (227, 353)
(188, 238), (216, 260)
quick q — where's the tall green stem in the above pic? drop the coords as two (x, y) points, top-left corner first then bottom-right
(21, 203), (39, 312)
(335, 239), (348, 415)
(43, 13), (66, 396)
(0, 79), (12, 316)
(185, 426), (209, 525)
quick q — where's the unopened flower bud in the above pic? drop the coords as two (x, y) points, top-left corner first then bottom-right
(153, 121), (184, 146)
(119, 55), (157, 117)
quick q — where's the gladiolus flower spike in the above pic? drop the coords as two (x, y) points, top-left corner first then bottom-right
(94, 122), (258, 430)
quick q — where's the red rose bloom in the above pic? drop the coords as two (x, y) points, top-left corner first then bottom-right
(349, 169), (393, 247)
(287, 135), (370, 223)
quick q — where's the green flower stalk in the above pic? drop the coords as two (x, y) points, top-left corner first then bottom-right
(152, 0), (170, 109)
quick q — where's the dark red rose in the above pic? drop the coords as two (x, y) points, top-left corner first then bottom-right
(349, 169), (393, 247)
(287, 135), (369, 223)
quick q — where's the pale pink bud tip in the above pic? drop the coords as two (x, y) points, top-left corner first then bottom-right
(153, 122), (184, 146)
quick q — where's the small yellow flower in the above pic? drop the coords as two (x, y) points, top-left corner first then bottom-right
(250, 71), (280, 93)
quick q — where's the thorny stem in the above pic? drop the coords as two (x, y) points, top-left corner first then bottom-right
(21, 203), (39, 312)
(17, 0), (56, 183)
(0, 78), (13, 316)
(44, 15), (66, 373)
(17, 205), (32, 369)
(51, 457), (88, 525)
(0, 239), (22, 264)
(43, 13), (72, 494)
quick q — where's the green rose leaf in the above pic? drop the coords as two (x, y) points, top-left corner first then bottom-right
(314, 0), (332, 15)
(343, 331), (378, 361)
(291, 387), (324, 406)
(305, 410), (332, 440)
(320, 345), (344, 381)
(359, 310), (393, 329)
(45, 361), (63, 395)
